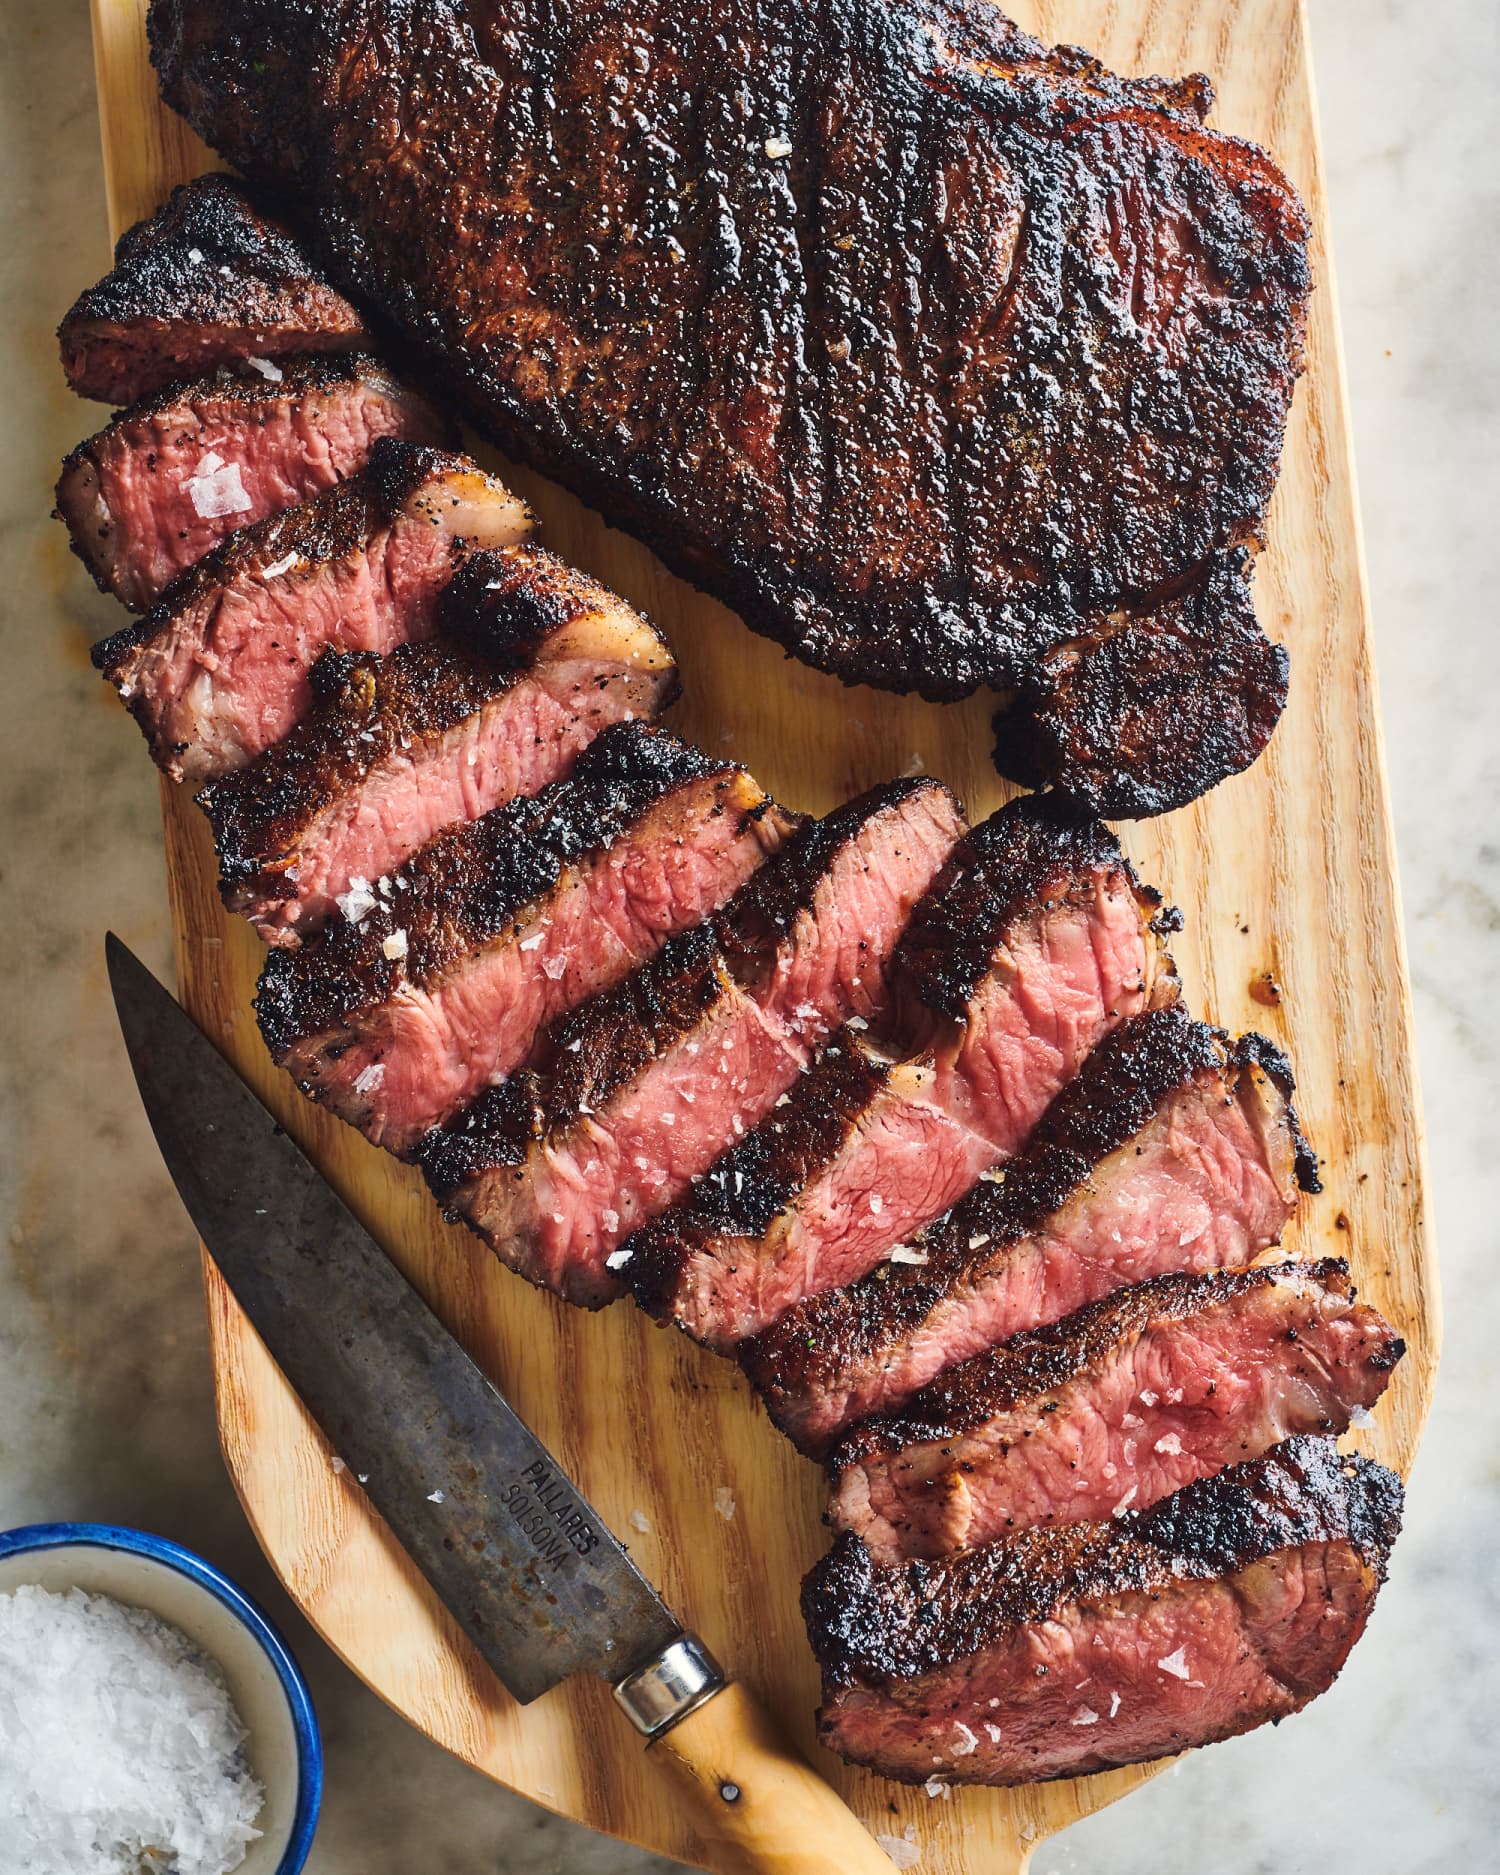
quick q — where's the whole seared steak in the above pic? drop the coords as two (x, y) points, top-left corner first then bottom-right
(804, 1437), (1402, 1785)
(59, 173), (369, 406)
(743, 1007), (1318, 1456)
(830, 1260), (1403, 1561)
(149, 0), (1311, 816)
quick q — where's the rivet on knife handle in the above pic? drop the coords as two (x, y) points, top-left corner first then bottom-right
(644, 1677), (897, 1875)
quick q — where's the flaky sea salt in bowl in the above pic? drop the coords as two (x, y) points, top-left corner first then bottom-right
(0, 1523), (321, 1875)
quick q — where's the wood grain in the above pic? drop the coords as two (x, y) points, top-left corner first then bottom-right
(86, 1), (1438, 1869)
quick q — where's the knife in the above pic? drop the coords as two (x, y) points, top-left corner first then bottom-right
(106, 934), (892, 1875)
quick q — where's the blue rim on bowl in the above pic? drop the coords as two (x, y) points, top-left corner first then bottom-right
(0, 1521), (322, 1875)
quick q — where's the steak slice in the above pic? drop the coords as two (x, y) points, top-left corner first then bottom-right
(57, 355), (450, 611)
(152, 0), (1310, 815)
(58, 173), (369, 406)
(92, 441), (533, 784)
(830, 1261), (1403, 1562)
(256, 724), (798, 1155)
(626, 796), (1176, 1348)
(197, 545), (678, 944)
(804, 1437), (1402, 1786)
(625, 1037), (1000, 1349)
(743, 1008), (1317, 1457)
(419, 779), (964, 1305)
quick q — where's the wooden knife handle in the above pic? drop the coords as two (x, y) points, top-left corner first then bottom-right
(648, 1680), (894, 1875)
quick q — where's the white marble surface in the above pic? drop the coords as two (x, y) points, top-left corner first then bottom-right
(1, 2), (1495, 1869)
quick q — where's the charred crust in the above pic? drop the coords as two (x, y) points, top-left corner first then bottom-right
(416, 1076), (545, 1201)
(1235, 1030), (1321, 1193)
(894, 792), (1153, 1019)
(197, 637), (526, 894)
(624, 1035), (892, 1314)
(90, 441), (501, 687)
(741, 1007), (1302, 1436)
(716, 779), (951, 965)
(58, 174), (370, 403)
(440, 547), (676, 694)
(991, 552), (1291, 818)
(254, 723), (759, 1057)
(803, 1438), (1402, 1692)
(826, 1257), (1396, 1468)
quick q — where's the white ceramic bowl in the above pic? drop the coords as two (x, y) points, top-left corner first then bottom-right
(0, 1522), (321, 1875)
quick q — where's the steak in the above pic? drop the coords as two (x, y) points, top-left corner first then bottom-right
(419, 779), (964, 1305)
(742, 1008), (1317, 1457)
(892, 794), (1177, 1153)
(804, 1437), (1402, 1785)
(57, 355), (450, 612)
(92, 440), (533, 783)
(830, 1261), (1403, 1562)
(151, 0), (1311, 816)
(256, 724), (798, 1154)
(58, 173), (369, 406)
(626, 796), (1176, 1348)
(198, 545), (678, 943)
(625, 1036), (999, 1348)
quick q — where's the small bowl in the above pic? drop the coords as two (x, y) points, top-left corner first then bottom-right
(0, 1522), (321, 1875)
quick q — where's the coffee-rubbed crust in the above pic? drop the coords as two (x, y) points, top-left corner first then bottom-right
(150, 0), (1309, 814)
(256, 724), (767, 1055)
(895, 793), (1165, 1020)
(992, 551), (1291, 819)
(831, 1260), (1398, 1467)
(740, 1007), (1316, 1427)
(626, 1037), (891, 1311)
(437, 548), (678, 679)
(804, 1437), (1403, 1691)
(716, 779), (959, 972)
(58, 174), (369, 405)
(419, 925), (732, 1198)
(199, 638), (529, 890)
(92, 439), (510, 681)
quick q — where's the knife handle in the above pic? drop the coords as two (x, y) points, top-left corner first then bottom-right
(649, 1680), (894, 1875)
(616, 1638), (892, 1875)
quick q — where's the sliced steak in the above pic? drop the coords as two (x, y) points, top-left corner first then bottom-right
(419, 779), (966, 1305)
(57, 355), (450, 611)
(627, 796), (1176, 1349)
(256, 724), (798, 1155)
(893, 793), (1178, 1153)
(198, 545), (678, 944)
(58, 174), (369, 406)
(805, 1437), (1402, 1785)
(743, 1008), (1317, 1457)
(92, 441), (533, 783)
(831, 1261), (1403, 1562)
(625, 1037), (1000, 1348)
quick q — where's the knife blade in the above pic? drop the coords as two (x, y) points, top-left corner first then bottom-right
(105, 933), (894, 1875)
(105, 931), (695, 1707)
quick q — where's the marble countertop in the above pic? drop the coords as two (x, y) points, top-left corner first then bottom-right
(2, 2), (1494, 1869)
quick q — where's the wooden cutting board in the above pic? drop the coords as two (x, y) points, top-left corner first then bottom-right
(86, 1), (1437, 1868)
